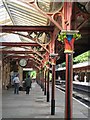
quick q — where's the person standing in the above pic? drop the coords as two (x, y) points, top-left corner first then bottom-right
(84, 75), (87, 82)
(25, 75), (32, 94)
(13, 73), (20, 94)
(74, 74), (79, 82)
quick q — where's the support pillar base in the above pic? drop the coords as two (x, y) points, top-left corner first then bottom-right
(44, 90), (46, 95)
(51, 99), (55, 115)
(47, 91), (49, 102)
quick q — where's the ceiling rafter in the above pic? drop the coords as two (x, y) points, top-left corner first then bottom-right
(34, 64), (40, 70)
(28, 54), (42, 65)
(11, 56), (40, 66)
(2, 49), (43, 68)
(15, 54), (42, 64)
(20, 59), (40, 70)
(0, 33), (50, 63)
(12, 32), (49, 53)
(20, 46), (43, 59)
(1, 48), (43, 60)
(0, 27), (51, 63)
(1, 44), (45, 61)
(29, 58), (40, 65)
(28, 35), (50, 53)
(1, 50), (36, 54)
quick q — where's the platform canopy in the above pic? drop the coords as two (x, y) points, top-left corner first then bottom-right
(0, 0), (90, 69)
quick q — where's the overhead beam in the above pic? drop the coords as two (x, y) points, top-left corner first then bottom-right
(0, 42), (40, 47)
(0, 25), (54, 32)
(11, 56), (41, 65)
(0, 43), (48, 60)
(9, 32), (49, 53)
(2, 54), (42, 64)
(3, 55), (30, 60)
(0, 50), (35, 54)
(1, 50), (44, 60)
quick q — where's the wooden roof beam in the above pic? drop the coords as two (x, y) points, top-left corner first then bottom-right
(3, 54), (42, 64)
(0, 50), (35, 54)
(0, 42), (40, 47)
(0, 25), (54, 32)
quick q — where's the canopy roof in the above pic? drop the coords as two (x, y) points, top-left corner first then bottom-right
(0, 0), (90, 70)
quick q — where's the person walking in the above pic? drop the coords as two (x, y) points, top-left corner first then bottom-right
(13, 73), (20, 94)
(25, 75), (32, 94)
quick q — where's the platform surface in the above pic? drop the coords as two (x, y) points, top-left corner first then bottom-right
(2, 82), (89, 119)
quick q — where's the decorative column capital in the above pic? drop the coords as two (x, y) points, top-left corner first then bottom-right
(58, 30), (81, 54)
(45, 61), (50, 69)
(49, 53), (58, 65)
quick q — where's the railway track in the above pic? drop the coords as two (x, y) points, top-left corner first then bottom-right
(56, 83), (90, 107)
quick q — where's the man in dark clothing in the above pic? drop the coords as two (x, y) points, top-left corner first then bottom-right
(25, 75), (32, 94)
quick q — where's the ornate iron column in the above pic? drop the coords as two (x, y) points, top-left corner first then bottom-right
(50, 53), (58, 115)
(60, 30), (80, 119)
(65, 52), (73, 119)
(44, 69), (47, 95)
(46, 62), (50, 102)
(39, 65), (44, 91)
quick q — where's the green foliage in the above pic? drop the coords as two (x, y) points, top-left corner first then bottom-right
(45, 61), (49, 65)
(61, 51), (89, 66)
(57, 32), (81, 42)
(61, 62), (66, 67)
(57, 33), (66, 42)
(39, 69), (42, 73)
(49, 73), (52, 81)
(43, 61), (51, 70)
(73, 33), (81, 40)
(43, 65), (46, 70)
(30, 71), (36, 78)
(73, 51), (89, 63)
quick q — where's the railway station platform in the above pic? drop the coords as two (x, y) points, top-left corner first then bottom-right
(2, 82), (89, 119)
